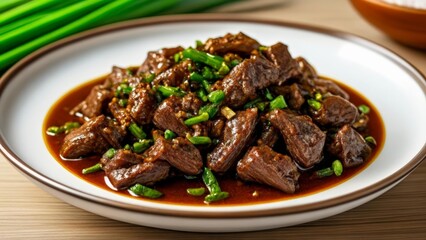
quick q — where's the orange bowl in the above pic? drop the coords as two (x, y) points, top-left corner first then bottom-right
(351, 0), (426, 49)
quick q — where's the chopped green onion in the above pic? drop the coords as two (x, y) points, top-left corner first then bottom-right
(182, 48), (224, 70)
(258, 45), (268, 51)
(184, 112), (209, 126)
(195, 39), (203, 48)
(187, 187), (205, 196)
(199, 103), (219, 118)
(187, 135), (212, 145)
(156, 85), (186, 97)
(365, 136), (377, 146)
(230, 59), (241, 67)
(270, 95), (287, 110)
(358, 104), (370, 114)
(123, 144), (131, 150)
(201, 79), (211, 93)
(204, 192), (229, 203)
(189, 72), (204, 82)
(128, 122), (146, 140)
(202, 66), (214, 80)
(208, 90), (225, 104)
(220, 106), (236, 120)
(265, 88), (274, 101)
(244, 98), (262, 109)
(164, 129), (176, 140)
(118, 98), (128, 107)
(307, 99), (322, 110)
(143, 73), (155, 83)
(315, 167), (334, 178)
(104, 148), (116, 159)
(46, 121), (80, 135)
(314, 92), (322, 101)
(217, 62), (230, 75)
(202, 167), (221, 194)
(133, 139), (152, 153)
(332, 160), (343, 176)
(129, 183), (162, 199)
(196, 88), (208, 102)
(82, 163), (102, 175)
(174, 52), (181, 63)
(256, 102), (267, 111)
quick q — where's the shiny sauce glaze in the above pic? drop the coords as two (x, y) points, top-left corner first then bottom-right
(43, 76), (384, 206)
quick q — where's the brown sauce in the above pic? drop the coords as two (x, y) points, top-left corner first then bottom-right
(43, 75), (384, 206)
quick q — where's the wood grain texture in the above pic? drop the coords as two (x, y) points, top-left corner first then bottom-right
(1, 0), (425, 239)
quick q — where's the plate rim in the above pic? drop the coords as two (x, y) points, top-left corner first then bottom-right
(1, 14), (425, 218)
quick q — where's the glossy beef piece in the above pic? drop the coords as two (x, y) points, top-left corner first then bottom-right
(127, 85), (156, 125)
(263, 42), (300, 83)
(295, 57), (318, 80)
(314, 78), (350, 100)
(107, 161), (170, 189)
(60, 115), (125, 159)
(257, 115), (279, 148)
(328, 124), (372, 167)
(203, 32), (260, 56)
(137, 46), (184, 75)
(207, 108), (258, 173)
(152, 60), (191, 87)
(70, 84), (112, 118)
(237, 145), (300, 193)
(208, 118), (226, 138)
(222, 55), (280, 108)
(101, 149), (144, 174)
(108, 98), (132, 127)
(268, 110), (325, 168)
(146, 133), (203, 175)
(312, 95), (359, 127)
(152, 96), (190, 137)
(103, 66), (141, 88)
(180, 92), (203, 115)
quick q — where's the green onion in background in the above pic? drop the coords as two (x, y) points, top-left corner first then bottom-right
(0, 0), (242, 73)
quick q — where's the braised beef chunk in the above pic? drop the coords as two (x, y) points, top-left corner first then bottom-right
(108, 98), (132, 127)
(268, 109), (326, 168)
(101, 149), (144, 174)
(312, 95), (359, 127)
(107, 161), (170, 189)
(237, 145), (300, 193)
(295, 57), (318, 80)
(208, 118), (226, 138)
(263, 42), (300, 82)
(152, 96), (190, 137)
(272, 83), (306, 110)
(152, 59), (191, 87)
(60, 115), (125, 159)
(257, 115), (279, 148)
(203, 32), (260, 56)
(207, 108), (258, 173)
(70, 84), (112, 118)
(146, 132), (203, 175)
(127, 85), (156, 125)
(181, 92), (203, 115)
(328, 124), (372, 167)
(137, 46), (184, 75)
(222, 56), (280, 108)
(314, 78), (350, 100)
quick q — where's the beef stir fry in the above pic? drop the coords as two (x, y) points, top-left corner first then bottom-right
(46, 33), (377, 203)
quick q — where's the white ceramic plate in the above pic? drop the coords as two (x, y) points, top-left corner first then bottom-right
(1, 15), (425, 232)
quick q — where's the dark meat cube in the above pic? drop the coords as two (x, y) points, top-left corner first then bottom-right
(146, 132), (203, 175)
(152, 96), (190, 137)
(107, 161), (170, 189)
(203, 32), (260, 56)
(152, 60), (191, 87)
(222, 55), (280, 108)
(181, 92), (203, 116)
(328, 124), (372, 167)
(268, 110), (325, 168)
(312, 95), (359, 127)
(127, 85), (156, 125)
(109, 98), (132, 127)
(295, 57), (318, 80)
(208, 118), (226, 138)
(103, 66), (141, 88)
(207, 108), (258, 173)
(60, 115), (125, 159)
(101, 149), (144, 174)
(137, 46), (184, 75)
(272, 83), (306, 110)
(70, 84), (112, 118)
(237, 145), (300, 193)
(263, 42), (300, 83)
(257, 116), (279, 148)
(314, 78), (350, 100)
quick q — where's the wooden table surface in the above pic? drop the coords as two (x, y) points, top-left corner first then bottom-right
(1, 0), (425, 239)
